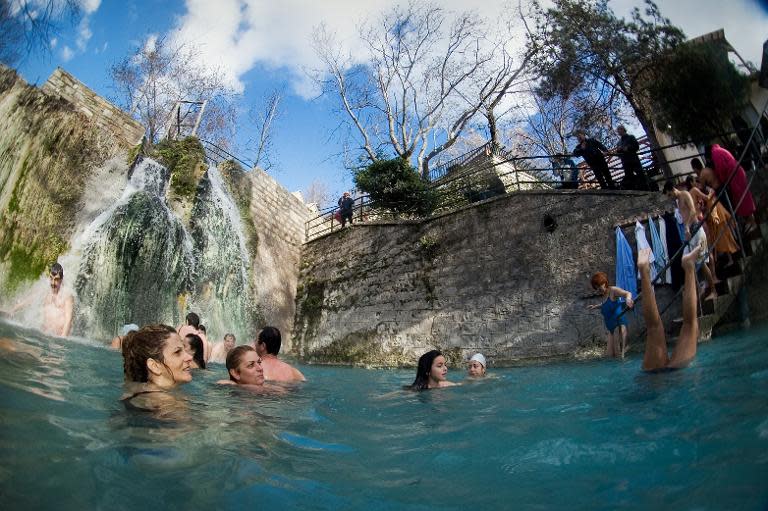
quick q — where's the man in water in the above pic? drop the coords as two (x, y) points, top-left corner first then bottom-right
(253, 326), (306, 382)
(8, 263), (75, 337)
(209, 332), (237, 364)
(638, 246), (700, 371)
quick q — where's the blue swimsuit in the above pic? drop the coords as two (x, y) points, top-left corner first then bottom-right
(601, 297), (628, 333)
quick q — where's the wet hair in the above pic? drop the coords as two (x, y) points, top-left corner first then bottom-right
(186, 312), (200, 328)
(663, 180), (676, 194)
(198, 324), (206, 334)
(224, 333), (236, 342)
(185, 334), (206, 369)
(226, 345), (256, 382)
(591, 272), (609, 290)
(409, 350), (443, 391)
(50, 262), (63, 277)
(258, 326), (281, 355)
(122, 324), (177, 382)
(690, 157), (704, 172)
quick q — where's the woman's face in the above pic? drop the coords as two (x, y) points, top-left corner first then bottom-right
(467, 360), (486, 377)
(160, 333), (193, 384)
(234, 351), (264, 385)
(429, 355), (448, 382)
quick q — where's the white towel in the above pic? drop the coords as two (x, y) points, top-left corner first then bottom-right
(635, 220), (656, 281)
(658, 217), (672, 284)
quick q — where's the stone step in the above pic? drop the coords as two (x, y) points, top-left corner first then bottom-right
(701, 290), (736, 316)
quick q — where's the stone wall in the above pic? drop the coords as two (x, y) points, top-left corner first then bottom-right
(293, 189), (673, 367)
(249, 168), (312, 351)
(42, 67), (144, 147)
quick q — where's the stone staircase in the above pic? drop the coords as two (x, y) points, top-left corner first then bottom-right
(672, 221), (767, 342)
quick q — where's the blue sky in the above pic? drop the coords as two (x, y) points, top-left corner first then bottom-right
(13, 0), (768, 205)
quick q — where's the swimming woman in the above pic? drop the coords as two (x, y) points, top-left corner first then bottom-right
(217, 345), (265, 387)
(467, 353), (487, 377)
(588, 273), (634, 358)
(121, 324), (193, 410)
(184, 333), (206, 369)
(408, 350), (458, 390)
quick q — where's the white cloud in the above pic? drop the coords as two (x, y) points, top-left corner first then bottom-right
(76, 16), (93, 51)
(61, 45), (74, 61)
(167, 0), (768, 99)
(50, 37), (58, 48)
(78, 0), (101, 14)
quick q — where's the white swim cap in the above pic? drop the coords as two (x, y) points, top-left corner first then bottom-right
(469, 353), (486, 368)
(121, 324), (139, 336)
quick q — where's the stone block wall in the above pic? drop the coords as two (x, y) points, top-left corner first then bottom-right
(42, 67), (144, 147)
(293, 190), (672, 367)
(249, 168), (313, 351)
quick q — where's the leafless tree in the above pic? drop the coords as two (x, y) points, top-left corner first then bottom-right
(313, 2), (537, 179)
(303, 179), (333, 208)
(0, 0), (81, 65)
(245, 90), (281, 171)
(109, 35), (239, 147)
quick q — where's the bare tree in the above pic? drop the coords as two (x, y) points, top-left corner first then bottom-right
(0, 0), (81, 65)
(303, 179), (333, 208)
(314, 3), (535, 179)
(109, 35), (239, 146)
(245, 90), (281, 171)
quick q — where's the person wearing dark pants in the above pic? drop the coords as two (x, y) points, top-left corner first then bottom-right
(614, 125), (649, 190)
(573, 131), (614, 189)
(338, 191), (354, 227)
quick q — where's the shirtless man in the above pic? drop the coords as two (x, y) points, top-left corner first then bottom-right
(8, 263), (75, 337)
(177, 312), (210, 362)
(638, 246), (700, 371)
(254, 326), (306, 382)
(209, 333), (236, 364)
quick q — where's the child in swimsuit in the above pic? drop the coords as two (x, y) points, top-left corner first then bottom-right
(589, 272), (635, 358)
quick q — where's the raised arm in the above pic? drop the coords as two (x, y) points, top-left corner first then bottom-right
(610, 286), (634, 308)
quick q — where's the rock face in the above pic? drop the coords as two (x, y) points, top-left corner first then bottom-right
(0, 65), (130, 294)
(293, 190), (671, 367)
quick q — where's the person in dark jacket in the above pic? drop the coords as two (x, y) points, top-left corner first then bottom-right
(338, 191), (354, 227)
(573, 131), (614, 189)
(614, 125), (648, 190)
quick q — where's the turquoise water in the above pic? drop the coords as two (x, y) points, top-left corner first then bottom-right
(0, 319), (766, 510)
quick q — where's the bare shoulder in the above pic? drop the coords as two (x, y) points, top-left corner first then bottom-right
(216, 379), (235, 385)
(440, 381), (459, 387)
(291, 366), (306, 382)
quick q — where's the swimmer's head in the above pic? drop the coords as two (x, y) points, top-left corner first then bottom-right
(184, 334), (206, 369)
(591, 272), (609, 293)
(185, 312), (200, 328)
(223, 333), (236, 350)
(49, 262), (63, 291)
(257, 326), (281, 355)
(468, 353), (486, 377)
(410, 349), (445, 390)
(226, 345), (264, 385)
(198, 324), (206, 334)
(121, 324), (139, 336)
(122, 324), (192, 386)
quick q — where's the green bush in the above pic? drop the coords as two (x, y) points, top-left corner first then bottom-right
(152, 137), (207, 200)
(354, 157), (435, 216)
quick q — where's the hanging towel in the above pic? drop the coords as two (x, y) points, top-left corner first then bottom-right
(663, 212), (684, 291)
(648, 218), (667, 283)
(657, 217), (672, 284)
(674, 207), (686, 243)
(635, 221), (656, 281)
(615, 227), (637, 301)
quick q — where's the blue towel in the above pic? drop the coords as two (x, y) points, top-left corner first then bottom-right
(615, 227), (637, 302)
(648, 218), (668, 282)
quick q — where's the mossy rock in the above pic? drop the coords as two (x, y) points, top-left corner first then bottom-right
(151, 137), (207, 202)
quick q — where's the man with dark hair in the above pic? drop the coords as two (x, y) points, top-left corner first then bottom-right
(338, 192), (354, 228)
(573, 131), (614, 189)
(254, 326), (306, 382)
(209, 333), (236, 364)
(7, 262), (74, 336)
(614, 125), (649, 190)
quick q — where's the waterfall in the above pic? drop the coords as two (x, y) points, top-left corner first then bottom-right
(187, 165), (260, 343)
(73, 157), (259, 343)
(74, 157), (194, 338)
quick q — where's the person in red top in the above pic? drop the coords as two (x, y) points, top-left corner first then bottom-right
(706, 144), (757, 236)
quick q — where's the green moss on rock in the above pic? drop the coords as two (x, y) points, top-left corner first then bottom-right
(151, 137), (207, 202)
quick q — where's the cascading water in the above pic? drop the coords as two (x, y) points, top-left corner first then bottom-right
(74, 157), (194, 338)
(187, 165), (260, 342)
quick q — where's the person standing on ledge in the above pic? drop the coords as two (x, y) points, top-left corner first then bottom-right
(613, 125), (649, 190)
(573, 131), (614, 190)
(338, 191), (354, 228)
(254, 326), (306, 382)
(7, 262), (74, 337)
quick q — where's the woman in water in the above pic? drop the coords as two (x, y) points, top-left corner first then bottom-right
(184, 333), (206, 369)
(467, 353), (487, 377)
(217, 345), (265, 387)
(588, 272), (634, 358)
(409, 350), (458, 390)
(121, 324), (193, 410)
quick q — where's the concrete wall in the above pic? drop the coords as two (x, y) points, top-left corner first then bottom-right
(42, 67), (144, 147)
(293, 189), (672, 367)
(249, 168), (312, 352)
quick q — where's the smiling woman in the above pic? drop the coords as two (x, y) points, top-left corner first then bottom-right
(121, 324), (193, 410)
